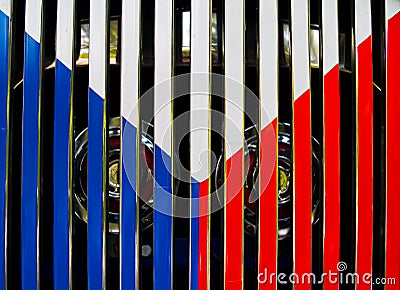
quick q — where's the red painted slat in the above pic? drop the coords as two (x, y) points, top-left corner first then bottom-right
(293, 89), (312, 290)
(354, 1), (373, 289)
(321, 0), (341, 286)
(225, 149), (244, 290)
(258, 0), (278, 287)
(386, 4), (400, 289)
(291, 0), (312, 288)
(322, 64), (341, 290)
(198, 179), (209, 290)
(189, 0), (211, 288)
(258, 119), (278, 290)
(355, 35), (373, 290)
(223, 0), (244, 288)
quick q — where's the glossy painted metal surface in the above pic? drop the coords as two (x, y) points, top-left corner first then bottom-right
(88, 0), (109, 288)
(224, 0), (245, 289)
(53, 0), (75, 288)
(258, 0), (278, 289)
(291, 0), (312, 289)
(120, 0), (141, 288)
(385, 0), (400, 288)
(21, 0), (43, 288)
(354, 0), (373, 289)
(0, 0), (11, 289)
(154, 0), (174, 288)
(4, 0), (394, 287)
(321, 0), (341, 289)
(189, 0), (211, 289)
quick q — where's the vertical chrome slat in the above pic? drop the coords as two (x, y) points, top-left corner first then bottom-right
(88, 0), (109, 288)
(53, 0), (75, 288)
(385, 0), (400, 287)
(258, 0), (279, 289)
(154, 0), (174, 288)
(354, 1), (373, 288)
(120, 0), (141, 288)
(189, 0), (211, 289)
(0, 0), (11, 288)
(290, 0), (312, 289)
(223, 0), (245, 288)
(21, 0), (43, 288)
(321, 0), (341, 287)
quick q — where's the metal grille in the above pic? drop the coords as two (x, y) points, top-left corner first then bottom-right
(0, 0), (399, 289)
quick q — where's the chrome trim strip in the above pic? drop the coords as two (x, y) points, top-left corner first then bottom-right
(21, 0), (43, 288)
(88, 0), (109, 288)
(120, 0), (141, 288)
(0, 0), (13, 288)
(189, 0), (212, 288)
(53, 0), (76, 288)
(223, 0), (245, 288)
(258, 0), (279, 289)
(154, 0), (174, 288)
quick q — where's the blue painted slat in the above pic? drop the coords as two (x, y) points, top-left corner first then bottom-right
(153, 146), (173, 290)
(21, 32), (40, 290)
(190, 180), (199, 290)
(0, 10), (9, 290)
(120, 118), (137, 289)
(153, 0), (173, 286)
(53, 60), (71, 290)
(87, 88), (104, 290)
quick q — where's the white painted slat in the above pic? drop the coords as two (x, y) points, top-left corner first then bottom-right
(190, 0), (210, 182)
(154, 0), (173, 156)
(89, 0), (107, 99)
(25, 0), (42, 42)
(56, 0), (74, 70)
(224, 0), (244, 159)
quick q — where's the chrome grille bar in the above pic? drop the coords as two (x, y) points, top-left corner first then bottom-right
(87, 0), (109, 288)
(258, 0), (279, 289)
(120, 0), (141, 288)
(0, 0), (12, 289)
(321, 0), (341, 288)
(53, 0), (75, 288)
(290, 0), (312, 289)
(189, 0), (212, 288)
(21, 0), (43, 288)
(223, 0), (245, 288)
(354, 0), (373, 287)
(385, 0), (400, 287)
(153, 0), (174, 289)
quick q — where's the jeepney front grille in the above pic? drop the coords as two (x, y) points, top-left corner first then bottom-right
(0, 0), (397, 289)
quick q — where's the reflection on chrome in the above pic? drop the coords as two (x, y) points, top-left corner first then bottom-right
(77, 18), (119, 65)
(74, 119), (320, 241)
(214, 123), (321, 240)
(74, 117), (154, 234)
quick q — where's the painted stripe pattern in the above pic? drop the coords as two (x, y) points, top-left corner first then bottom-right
(154, 0), (174, 288)
(321, 0), (341, 289)
(386, 0), (400, 288)
(120, 0), (141, 288)
(53, 0), (75, 289)
(88, 0), (108, 289)
(258, 0), (278, 289)
(291, 0), (312, 289)
(354, 1), (373, 289)
(0, 1), (10, 289)
(224, 0), (245, 289)
(21, 0), (42, 288)
(189, 0), (211, 289)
